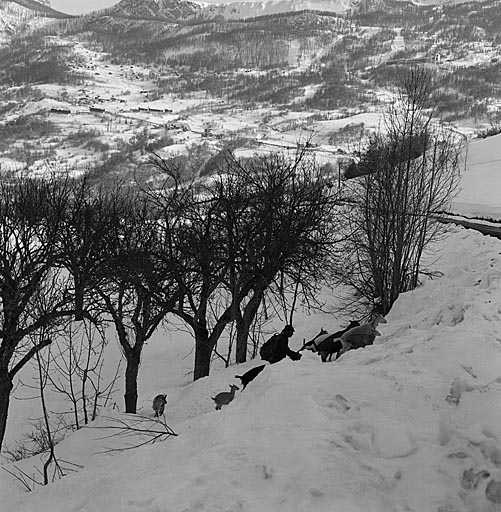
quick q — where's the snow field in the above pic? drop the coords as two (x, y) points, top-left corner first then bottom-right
(453, 132), (501, 219)
(3, 226), (501, 511)
(2, 26), (501, 511)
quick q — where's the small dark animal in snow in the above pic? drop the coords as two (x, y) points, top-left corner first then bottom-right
(153, 394), (167, 417)
(235, 365), (266, 390)
(212, 384), (239, 410)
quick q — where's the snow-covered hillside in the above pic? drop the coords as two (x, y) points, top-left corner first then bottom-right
(196, 0), (487, 17)
(201, 0), (354, 20)
(453, 133), (501, 221)
(2, 224), (501, 512)
(0, 2), (40, 46)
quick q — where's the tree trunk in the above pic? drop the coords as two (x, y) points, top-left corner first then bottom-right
(235, 289), (263, 364)
(123, 353), (140, 413)
(193, 325), (212, 381)
(111, 310), (146, 414)
(0, 367), (13, 451)
(235, 325), (249, 364)
(235, 313), (247, 364)
(74, 273), (84, 321)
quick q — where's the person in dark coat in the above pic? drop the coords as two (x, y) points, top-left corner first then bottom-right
(266, 325), (302, 364)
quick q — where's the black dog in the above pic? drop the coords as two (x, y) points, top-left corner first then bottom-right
(235, 364), (266, 390)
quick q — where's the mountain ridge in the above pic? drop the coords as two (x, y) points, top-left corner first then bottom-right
(93, 0), (487, 23)
(103, 0), (202, 21)
(2, 0), (486, 26)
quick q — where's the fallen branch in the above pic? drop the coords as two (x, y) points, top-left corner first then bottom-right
(91, 415), (177, 453)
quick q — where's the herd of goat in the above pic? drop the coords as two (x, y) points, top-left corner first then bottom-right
(300, 312), (387, 362)
(152, 313), (387, 415)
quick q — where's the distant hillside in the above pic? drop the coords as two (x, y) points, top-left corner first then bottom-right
(84, 0), (485, 24)
(0, 0), (72, 46)
(96, 0), (356, 24)
(96, 0), (409, 23)
(104, 0), (202, 21)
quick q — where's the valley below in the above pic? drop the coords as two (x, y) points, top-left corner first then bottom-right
(1, 0), (501, 197)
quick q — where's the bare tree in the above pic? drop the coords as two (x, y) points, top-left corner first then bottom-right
(91, 186), (180, 414)
(152, 149), (341, 378)
(0, 177), (76, 451)
(167, 181), (235, 381)
(3, 327), (82, 489)
(224, 150), (342, 363)
(48, 319), (116, 429)
(341, 68), (462, 314)
(56, 178), (118, 322)
(33, 333), (65, 486)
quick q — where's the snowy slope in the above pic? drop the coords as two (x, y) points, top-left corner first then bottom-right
(452, 133), (501, 220)
(3, 226), (501, 512)
(0, 2), (32, 45)
(201, 0), (354, 19)
(0, 1), (58, 46)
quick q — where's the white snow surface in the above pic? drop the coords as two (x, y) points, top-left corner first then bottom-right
(199, 0), (354, 19)
(3, 225), (501, 512)
(452, 133), (501, 220)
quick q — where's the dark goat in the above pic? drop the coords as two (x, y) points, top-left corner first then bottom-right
(317, 320), (361, 362)
(301, 321), (360, 362)
(212, 385), (239, 410)
(316, 338), (344, 362)
(152, 394), (167, 417)
(235, 364), (266, 390)
(300, 328), (328, 352)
